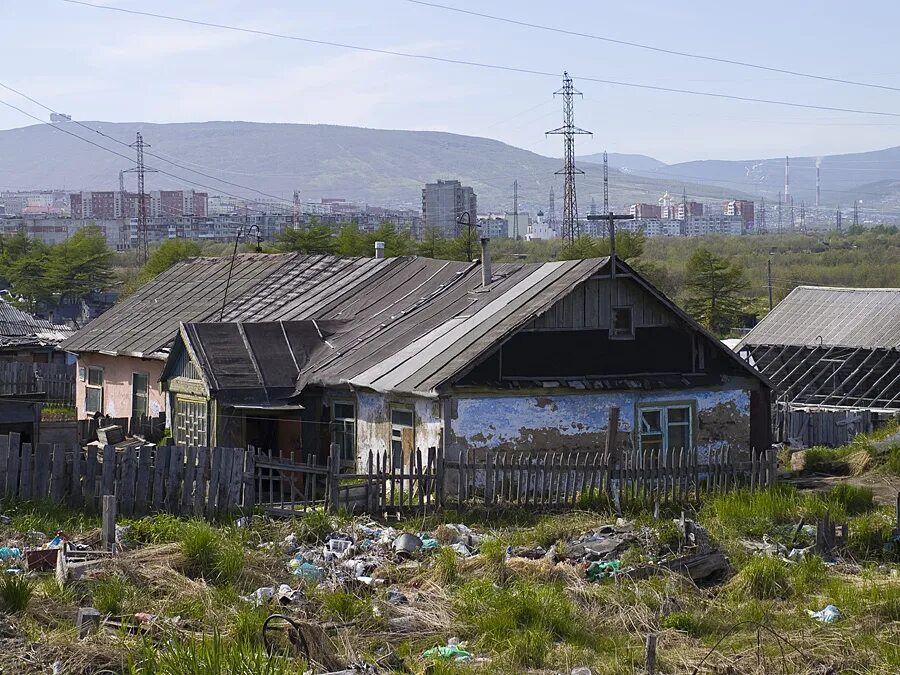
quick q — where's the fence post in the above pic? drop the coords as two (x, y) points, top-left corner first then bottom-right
(645, 633), (658, 675)
(327, 443), (341, 514)
(101, 494), (116, 552)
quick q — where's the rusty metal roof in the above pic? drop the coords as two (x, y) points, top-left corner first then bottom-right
(739, 286), (900, 349)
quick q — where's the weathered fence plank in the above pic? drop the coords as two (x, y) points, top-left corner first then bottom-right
(50, 444), (66, 503)
(0, 434), (9, 496)
(19, 443), (33, 500)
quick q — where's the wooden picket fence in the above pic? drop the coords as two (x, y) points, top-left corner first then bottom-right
(328, 446), (443, 515)
(0, 361), (74, 402)
(448, 446), (777, 509)
(0, 433), (254, 518)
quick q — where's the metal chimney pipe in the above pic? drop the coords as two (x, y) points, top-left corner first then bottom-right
(374, 240), (385, 259)
(480, 237), (492, 287)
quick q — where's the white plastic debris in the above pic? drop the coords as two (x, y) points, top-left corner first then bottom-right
(807, 604), (841, 623)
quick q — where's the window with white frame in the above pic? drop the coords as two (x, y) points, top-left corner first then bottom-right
(638, 404), (692, 453)
(390, 407), (414, 469)
(332, 401), (356, 464)
(85, 366), (103, 413)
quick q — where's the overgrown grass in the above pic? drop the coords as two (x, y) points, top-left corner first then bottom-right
(319, 589), (372, 623)
(0, 572), (33, 613)
(432, 546), (459, 586)
(129, 632), (300, 674)
(0, 497), (100, 534)
(180, 521), (245, 584)
(455, 579), (588, 669)
(92, 573), (138, 615)
(726, 556), (793, 600)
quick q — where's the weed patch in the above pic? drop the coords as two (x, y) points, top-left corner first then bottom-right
(180, 521), (245, 584)
(726, 556), (793, 600)
(0, 572), (33, 613)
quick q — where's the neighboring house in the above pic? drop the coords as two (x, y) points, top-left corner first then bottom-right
(139, 252), (770, 469)
(0, 296), (74, 364)
(737, 286), (899, 417)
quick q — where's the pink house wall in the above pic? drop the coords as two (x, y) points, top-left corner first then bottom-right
(75, 353), (166, 420)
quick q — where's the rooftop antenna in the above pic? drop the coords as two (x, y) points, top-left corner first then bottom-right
(547, 72), (591, 243)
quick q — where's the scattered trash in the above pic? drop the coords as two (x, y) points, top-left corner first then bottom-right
(0, 547), (21, 561)
(450, 542), (472, 557)
(420, 537), (440, 550)
(235, 516), (252, 528)
(277, 584), (299, 605)
(288, 556), (323, 582)
(0, 514), (11, 527)
(393, 533), (423, 556)
(571, 668), (593, 675)
(251, 587), (276, 605)
(282, 534), (299, 554)
(423, 637), (472, 661)
(586, 559), (621, 581)
(808, 604), (842, 624)
(133, 612), (156, 624)
(386, 588), (408, 605)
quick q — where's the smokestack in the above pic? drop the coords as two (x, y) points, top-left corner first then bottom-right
(784, 156), (790, 200)
(374, 240), (385, 259)
(480, 237), (492, 287)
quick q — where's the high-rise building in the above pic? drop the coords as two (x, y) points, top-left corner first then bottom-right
(724, 199), (754, 232)
(629, 203), (662, 219)
(70, 190), (207, 220)
(421, 179), (477, 237)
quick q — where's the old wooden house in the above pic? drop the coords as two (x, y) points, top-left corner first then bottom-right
(113, 251), (776, 469)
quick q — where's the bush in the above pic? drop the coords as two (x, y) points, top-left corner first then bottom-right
(0, 572), (33, 613)
(727, 556), (793, 600)
(883, 446), (900, 475)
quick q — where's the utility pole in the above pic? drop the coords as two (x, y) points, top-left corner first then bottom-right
(789, 196), (795, 231)
(800, 201), (806, 232)
(512, 179), (519, 240)
(547, 72), (591, 244)
(767, 256), (773, 311)
(125, 132), (156, 263)
(853, 200), (860, 227)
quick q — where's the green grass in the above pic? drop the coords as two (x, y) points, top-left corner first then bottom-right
(0, 497), (100, 534)
(726, 556), (794, 600)
(0, 572), (33, 613)
(319, 590), (372, 623)
(455, 579), (588, 669)
(92, 573), (137, 615)
(180, 521), (245, 584)
(129, 632), (300, 674)
(432, 546), (459, 586)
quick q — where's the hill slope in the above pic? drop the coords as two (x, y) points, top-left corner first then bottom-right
(0, 121), (749, 212)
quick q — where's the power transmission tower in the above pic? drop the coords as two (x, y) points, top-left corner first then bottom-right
(118, 169), (128, 250)
(853, 200), (859, 227)
(800, 201), (806, 231)
(512, 179), (519, 240)
(758, 196), (766, 233)
(789, 195), (795, 231)
(836, 207), (842, 232)
(125, 132), (156, 262)
(547, 72), (591, 243)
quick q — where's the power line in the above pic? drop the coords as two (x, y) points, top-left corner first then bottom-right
(0, 81), (293, 206)
(404, 0), (900, 94)
(59, 0), (900, 120)
(0, 97), (287, 214)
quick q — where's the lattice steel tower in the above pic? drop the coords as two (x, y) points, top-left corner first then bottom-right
(547, 72), (591, 243)
(126, 132), (154, 262)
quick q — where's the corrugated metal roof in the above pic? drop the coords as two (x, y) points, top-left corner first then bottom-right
(0, 297), (74, 348)
(739, 286), (900, 349)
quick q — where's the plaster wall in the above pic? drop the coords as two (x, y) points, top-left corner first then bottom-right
(354, 391), (443, 471)
(448, 387), (751, 462)
(74, 353), (165, 420)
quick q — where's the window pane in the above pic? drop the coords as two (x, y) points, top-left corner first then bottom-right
(88, 367), (103, 386)
(641, 434), (662, 452)
(133, 373), (148, 392)
(611, 307), (633, 336)
(85, 387), (102, 413)
(668, 407), (690, 424)
(640, 410), (661, 434)
(391, 410), (413, 427)
(668, 424), (690, 451)
(334, 403), (354, 420)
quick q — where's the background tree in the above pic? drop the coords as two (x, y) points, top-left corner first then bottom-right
(46, 226), (113, 300)
(275, 220), (335, 254)
(683, 247), (747, 334)
(121, 238), (201, 298)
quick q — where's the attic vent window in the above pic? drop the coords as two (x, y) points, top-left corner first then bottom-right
(610, 306), (634, 339)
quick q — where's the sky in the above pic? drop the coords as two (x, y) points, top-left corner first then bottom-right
(3, 0), (900, 164)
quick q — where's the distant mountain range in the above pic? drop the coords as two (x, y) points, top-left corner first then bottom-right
(0, 120), (896, 213)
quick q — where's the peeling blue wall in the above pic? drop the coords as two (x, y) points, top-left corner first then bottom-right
(449, 387), (751, 460)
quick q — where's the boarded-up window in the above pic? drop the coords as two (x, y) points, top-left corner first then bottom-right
(175, 396), (207, 447)
(390, 408), (414, 469)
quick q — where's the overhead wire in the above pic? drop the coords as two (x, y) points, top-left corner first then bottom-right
(58, 0), (900, 120)
(404, 0), (900, 94)
(0, 81), (294, 206)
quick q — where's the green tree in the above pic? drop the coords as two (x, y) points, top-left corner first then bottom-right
(363, 222), (415, 258)
(142, 239), (202, 278)
(558, 234), (601, 260)
(333, 223), (367, 256)
(275, 221), (335, 254)
(683, 248), (747, 335)
(46, 226), (113, 300)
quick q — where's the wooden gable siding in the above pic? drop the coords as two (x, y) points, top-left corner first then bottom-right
(523, 277), (673, 331)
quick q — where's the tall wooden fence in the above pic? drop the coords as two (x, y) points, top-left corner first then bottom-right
(777, 406), (874, 448)
(0, 362), (74, 403)
(0, 433), (253, 518)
